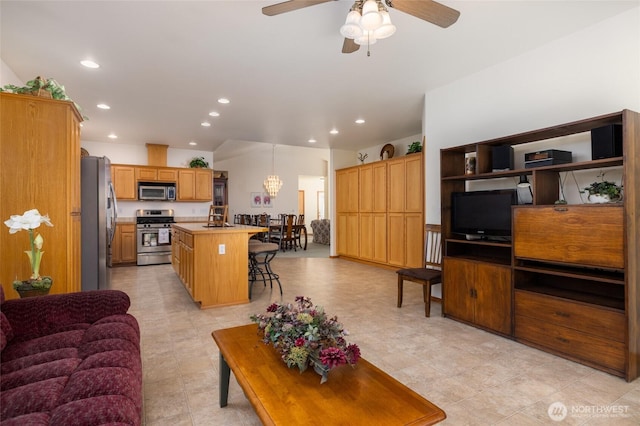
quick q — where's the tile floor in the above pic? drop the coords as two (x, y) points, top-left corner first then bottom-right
(109, 257), (640, 425)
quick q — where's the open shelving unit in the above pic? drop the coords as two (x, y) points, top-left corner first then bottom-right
(440, 109), (639, 381)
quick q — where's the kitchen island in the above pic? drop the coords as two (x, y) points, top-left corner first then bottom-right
(172, 223), (267, 308)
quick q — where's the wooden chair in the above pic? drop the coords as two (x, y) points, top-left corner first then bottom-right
(396, 224), (442, 317)
(208, 205), (228, 227)
(270, 214), (297, 251)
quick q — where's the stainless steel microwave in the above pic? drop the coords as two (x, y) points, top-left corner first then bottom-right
(138, 183), (176, 201)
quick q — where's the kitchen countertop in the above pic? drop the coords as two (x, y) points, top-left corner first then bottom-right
(173, 222), (267, 235)
(116, 216), (209, 224)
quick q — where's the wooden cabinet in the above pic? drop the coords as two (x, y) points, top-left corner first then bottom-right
(172, 227), (194, 296)
(513, 205), (623, 269)
(359, 213), (387, 263)
(0, 93), (83, 298)
(515, 291), (625, 374)
(444, 257), (512, 335)
(195, 169), (212, 200)
(336, 167), (359, 213)
(512, 204), (627, 376)
(336, 213), (359, 257)
(440, 109), (639, 381)
(359, 163), (386, 213)
(112, 164), (208, 201)
(135, 166), (157, 181)
(112, 165), (136, 200)
(388, 154), (422, 213)
(178, 169), (212, 201)
(135, 166), (178, 182)
(112, 223), (136, 265)
(172, 224), (258, 308)
(158, 168), (178, 182)
(335, 154), (423, 268)
(358, 163), (388, 262)
(214, 178), (228, 206)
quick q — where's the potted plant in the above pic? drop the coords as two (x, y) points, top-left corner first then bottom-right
(189, 157), (209, 168)
(4, 209), (54, 297)
(407, 141), (422, 154)
(1, 76), (86, 118)
(250, 296), (361, 384)
(582, 173), (623, 203)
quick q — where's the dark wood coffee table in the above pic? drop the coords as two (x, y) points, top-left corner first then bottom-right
(212, 324), (446, 425)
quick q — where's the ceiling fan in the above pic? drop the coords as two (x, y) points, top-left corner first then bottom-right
(262, 0), (460, 54)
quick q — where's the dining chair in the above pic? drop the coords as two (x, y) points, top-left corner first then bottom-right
(271, 214), (297, 251)
(395, 224), (442, 317)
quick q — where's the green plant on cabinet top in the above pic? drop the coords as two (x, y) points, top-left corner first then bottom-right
(189, 157), (209, 168)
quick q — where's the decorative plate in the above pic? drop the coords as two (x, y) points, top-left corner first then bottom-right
(380, 144), (394, 160)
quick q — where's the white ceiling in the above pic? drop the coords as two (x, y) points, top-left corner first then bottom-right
(1, 1), (637, 160)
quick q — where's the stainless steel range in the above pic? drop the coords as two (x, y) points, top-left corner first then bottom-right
(136, 209), (175, 266)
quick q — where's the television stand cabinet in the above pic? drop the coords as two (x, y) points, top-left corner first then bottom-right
(440, 110), (639, 381)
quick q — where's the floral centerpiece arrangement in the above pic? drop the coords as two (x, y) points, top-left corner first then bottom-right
(4, 209), (54, 295)
(250, 296), (361, 384)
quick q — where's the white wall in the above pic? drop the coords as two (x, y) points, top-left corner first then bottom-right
(212, 145), (329, 221)
(423, 7), (640, 224)
(1, 59), (21, 86)
(299, 176), (326, 222)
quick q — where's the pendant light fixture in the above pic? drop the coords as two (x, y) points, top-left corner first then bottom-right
(340, 0), (396, 56)
(264, 145), (283, 197)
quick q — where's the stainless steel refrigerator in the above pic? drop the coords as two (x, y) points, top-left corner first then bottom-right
(81, 156), (118, 291)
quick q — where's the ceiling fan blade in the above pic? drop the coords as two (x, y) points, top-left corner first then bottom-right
(262, 1), (334, 16)
(388, 0), (460, 28)
(342, 38), (360, 54)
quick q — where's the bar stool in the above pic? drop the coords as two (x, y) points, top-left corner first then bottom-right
(248, 242), (282, 299)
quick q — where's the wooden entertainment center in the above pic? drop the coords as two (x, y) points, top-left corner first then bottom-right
(440, 110), (639, 382)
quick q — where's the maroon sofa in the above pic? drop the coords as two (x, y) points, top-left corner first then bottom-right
(0, 287), (142, 425)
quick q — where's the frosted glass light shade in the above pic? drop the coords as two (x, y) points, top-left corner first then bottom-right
(374, 11), (396, 39)
(354, 31), (377, 46)
(360, 0), (383, 31)
(340, 10), (363, 39)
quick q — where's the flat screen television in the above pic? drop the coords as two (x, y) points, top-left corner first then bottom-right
(451, 189), (517, 240)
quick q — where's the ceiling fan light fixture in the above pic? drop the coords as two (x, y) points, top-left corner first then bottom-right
(374, 11), (396, 39)
(340, 10), (363, 39)
(360, 0), (383, 31)
(354, 31), (377, 46)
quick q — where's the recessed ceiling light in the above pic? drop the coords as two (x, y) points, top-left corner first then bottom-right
(80, 60), (100, 69)
(355, 119), (365, 124)
(209, 111), (220, 117)
(308, 139), (317, 143)
(201, 122), (211, 127)
(330, 129), (339, 135)
(189, 141), (197, 146)
(108, 133), (118, 139)
(218, 98), (230, 104)
(97, 103), (110, 110)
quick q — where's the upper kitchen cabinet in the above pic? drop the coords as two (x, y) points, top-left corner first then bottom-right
(178, 169), (213, 201)
(0, 93), (83, 299)
(111, 165), (136, 200)
(135, 166), (178, 183)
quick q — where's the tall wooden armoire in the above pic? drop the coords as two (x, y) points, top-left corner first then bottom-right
(0, 92), (83, 299)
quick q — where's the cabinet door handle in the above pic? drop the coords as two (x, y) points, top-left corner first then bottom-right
(555, 311), (570, 318)
(554, 207), (568, 212)
(556, 337), (570, 343)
